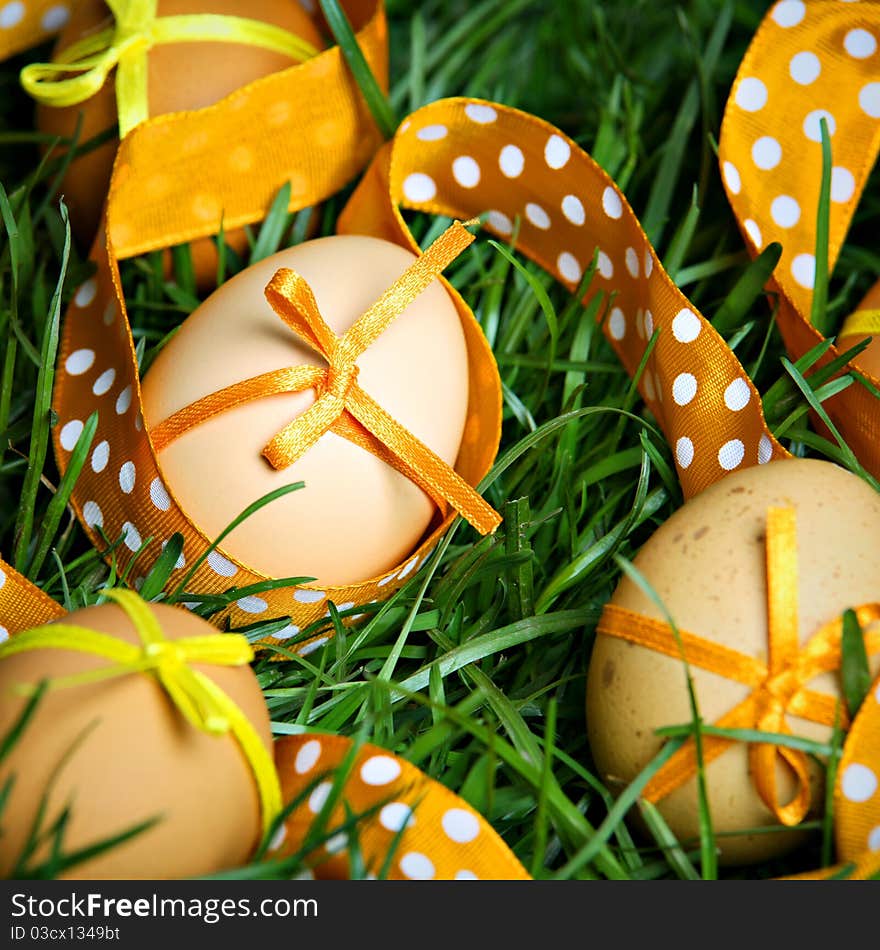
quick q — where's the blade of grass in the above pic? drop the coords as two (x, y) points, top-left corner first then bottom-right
(12, 202), (70, 570)
(27, 411), (98, 579)
(840, 609), (871, 719)
(320, 0), (397, 138)
(810, 117), (833, 337)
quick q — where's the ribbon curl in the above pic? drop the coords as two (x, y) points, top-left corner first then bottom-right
(597, 507), (880, 826)
(149, 219), (502, 538)
(20, 0), (319, 137)
(0, 588), (282, 837)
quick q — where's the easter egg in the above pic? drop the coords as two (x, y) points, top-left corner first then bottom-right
(140, 233), (471, 587)
(0, 600), (272, 879)
(37, 0), (325, 274)
(586, 458), (880, 865)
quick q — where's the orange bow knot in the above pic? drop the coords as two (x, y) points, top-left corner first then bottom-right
(150, 221), (503, 538)
(757, 664), (808, 718)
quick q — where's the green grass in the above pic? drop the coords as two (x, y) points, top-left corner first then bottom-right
(1, 0), (879, 881)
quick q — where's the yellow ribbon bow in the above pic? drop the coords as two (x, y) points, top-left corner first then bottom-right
(150, 219), (502, 537)
(597, 507), (880, 827)
(19, 0), (319, 138)
(0, 588), (282, 837)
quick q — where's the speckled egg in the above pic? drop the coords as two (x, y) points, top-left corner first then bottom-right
(586, 458), (880, 865)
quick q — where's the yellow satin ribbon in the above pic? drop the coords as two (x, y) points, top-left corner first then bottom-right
(840, 310), (880, 340)
(597, 508), (880, 827)
(0, 588), (282, 837)
(19, 0), (319, 138)
(150, 219), (502, 537)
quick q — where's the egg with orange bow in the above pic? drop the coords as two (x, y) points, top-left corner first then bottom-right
(34, 0), (325, 279)
(140, 231), (475, 587)
(586, 458), (880, 865)
(0, 593), (275, 879)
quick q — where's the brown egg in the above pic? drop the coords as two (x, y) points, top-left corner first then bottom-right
(0, 601), (272, 879)
(586, 458), (880, 865)
(837, 279), (880, 380)
(141, 234), (471, 587)
(37, 0), (325, 278)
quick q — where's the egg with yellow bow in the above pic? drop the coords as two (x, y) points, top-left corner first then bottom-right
(34, 0), (325, 277)
(0, 592), (276, 879)
(140, 231), (474, 588)
(586, 458), (880, 865)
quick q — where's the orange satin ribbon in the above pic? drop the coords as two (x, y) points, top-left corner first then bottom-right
(148, 219), (501, 537)
(596, 507), (880, 826)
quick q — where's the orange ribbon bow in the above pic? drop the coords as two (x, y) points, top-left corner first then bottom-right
(149, 220), (501, 538)
(597, 507), (880, 826)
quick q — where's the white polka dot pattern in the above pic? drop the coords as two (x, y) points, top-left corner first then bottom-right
(360, 755), (401, 786)
(380, 802), (415, 832)
(452, 155), (480, 188)
(441, 808), (480, 843)
(59, 419), (84, 452)
(499, 144), (524, 178)
(384, 98), (786, 498)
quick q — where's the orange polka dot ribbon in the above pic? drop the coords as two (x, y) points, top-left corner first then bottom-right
(339, 97), (790, 501)
(271, 734), (530, 880)
(597, 507), (880, 826)
(0, 0), (71, 60)
(718, 0), (880, 481)
(834, 671), (880, 865)
(19, 0), (320, 138)
(0, 554), (66, 642)
(44, 84), (808, 648)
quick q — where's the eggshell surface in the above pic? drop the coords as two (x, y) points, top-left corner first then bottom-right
(0, 601), (272, 879)
(37, 0), (325, 258)
(141, 234), (471, 587)
(586, 458), (880, 865)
